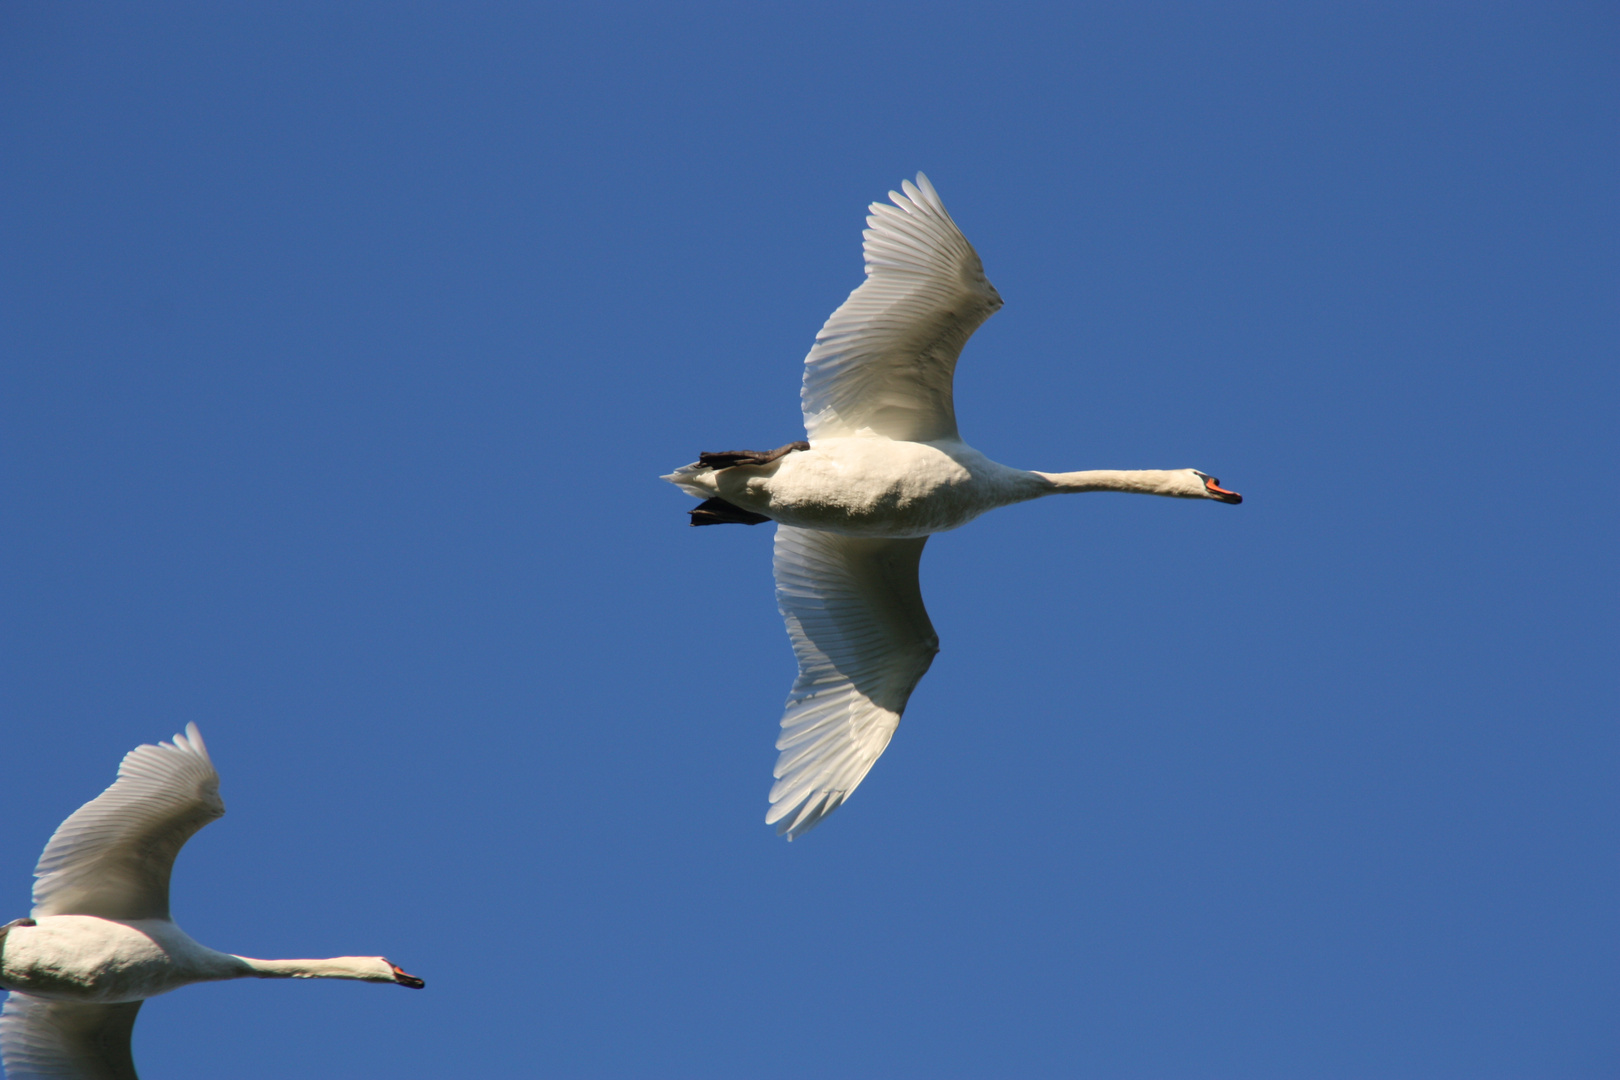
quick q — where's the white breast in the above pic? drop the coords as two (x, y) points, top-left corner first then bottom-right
(714, 437), (1043, 537)
(1, 916), (236, 1003)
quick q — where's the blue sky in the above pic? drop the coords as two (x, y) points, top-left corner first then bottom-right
(2, 3), (1614, 1077)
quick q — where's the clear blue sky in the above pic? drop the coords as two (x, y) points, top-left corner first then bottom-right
(3, 3), (1615, 1077)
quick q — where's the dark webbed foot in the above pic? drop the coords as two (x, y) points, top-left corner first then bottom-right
(689, 498), (771, 527)
(698, 441), (810, 470)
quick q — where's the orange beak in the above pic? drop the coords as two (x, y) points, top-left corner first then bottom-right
(391, 964), (426, 989)
(1204, 477), (1243, 504)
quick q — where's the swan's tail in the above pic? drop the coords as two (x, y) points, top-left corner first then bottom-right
(661, 461), (715, 499)
(663, 441), (810, 499)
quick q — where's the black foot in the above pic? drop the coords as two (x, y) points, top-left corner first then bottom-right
(698, 441), (810, 470)
(689, 498), (771, 527)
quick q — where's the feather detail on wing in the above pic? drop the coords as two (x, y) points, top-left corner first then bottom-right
(768, 526), (940, 838)
(32, 724), (223, 921)
(800, 173), (1003, 444)
(0, 995), (142, 1080)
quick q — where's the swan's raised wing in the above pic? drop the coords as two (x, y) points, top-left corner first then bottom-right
(31, 724), (223, 921)
(769, 526), (940, 838)
(800, 173), (1003, 444)
(0, 995), (142, 1080)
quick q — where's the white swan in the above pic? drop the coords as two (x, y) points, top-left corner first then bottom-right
(664, 173), (1243, 840)
(0, 725), (422, 1080)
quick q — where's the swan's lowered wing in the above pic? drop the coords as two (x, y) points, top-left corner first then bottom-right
(800, 174), (1003, 444)
(769, 526), (940, 838)
(31, 724), (223, 921)
(0, 995), (141, 1080)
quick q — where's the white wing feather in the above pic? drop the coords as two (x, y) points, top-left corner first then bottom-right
(0, 995), (141, 1080)
(768, 526), (940, 838)
(31, 724), (223, 921)
(800, 173), (1003, 443)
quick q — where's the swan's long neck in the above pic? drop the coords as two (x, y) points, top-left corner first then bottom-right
(1033, 469), (1196, 497)
(231, 955), (394, 982)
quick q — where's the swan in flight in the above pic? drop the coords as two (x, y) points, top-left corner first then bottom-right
(664, 173), (1243, 840)
(0, 725), (422, 1079)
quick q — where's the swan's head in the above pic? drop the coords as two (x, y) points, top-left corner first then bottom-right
(1189, 470), (1243, 504)
(384, 960), (425, 988)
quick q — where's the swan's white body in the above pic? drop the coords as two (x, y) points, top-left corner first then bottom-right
(670, 437), (1225, 538)
(664, 174), (1243, 839)
(0, 726), (420, 1080)
(670, 437), (1043, 537)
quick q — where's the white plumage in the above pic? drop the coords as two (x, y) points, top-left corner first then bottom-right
(665, 174), (1244, 838)
(769, 528), (938, 837)
(0, 726), (423, 1080)
(800, 176), (1001, 444)
(30, 726), (222, 923)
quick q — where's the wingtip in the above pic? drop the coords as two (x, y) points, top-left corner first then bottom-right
(774, 809), (827, 842)
(767, 787), (844, 840)
(172, 722), (213, 764)
(910, 172), (942, 212)
(872, 172), (951, 227)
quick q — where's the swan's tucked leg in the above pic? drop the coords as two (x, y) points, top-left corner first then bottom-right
(689, 497), (771, 527)
(697, 440), (810, 470)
